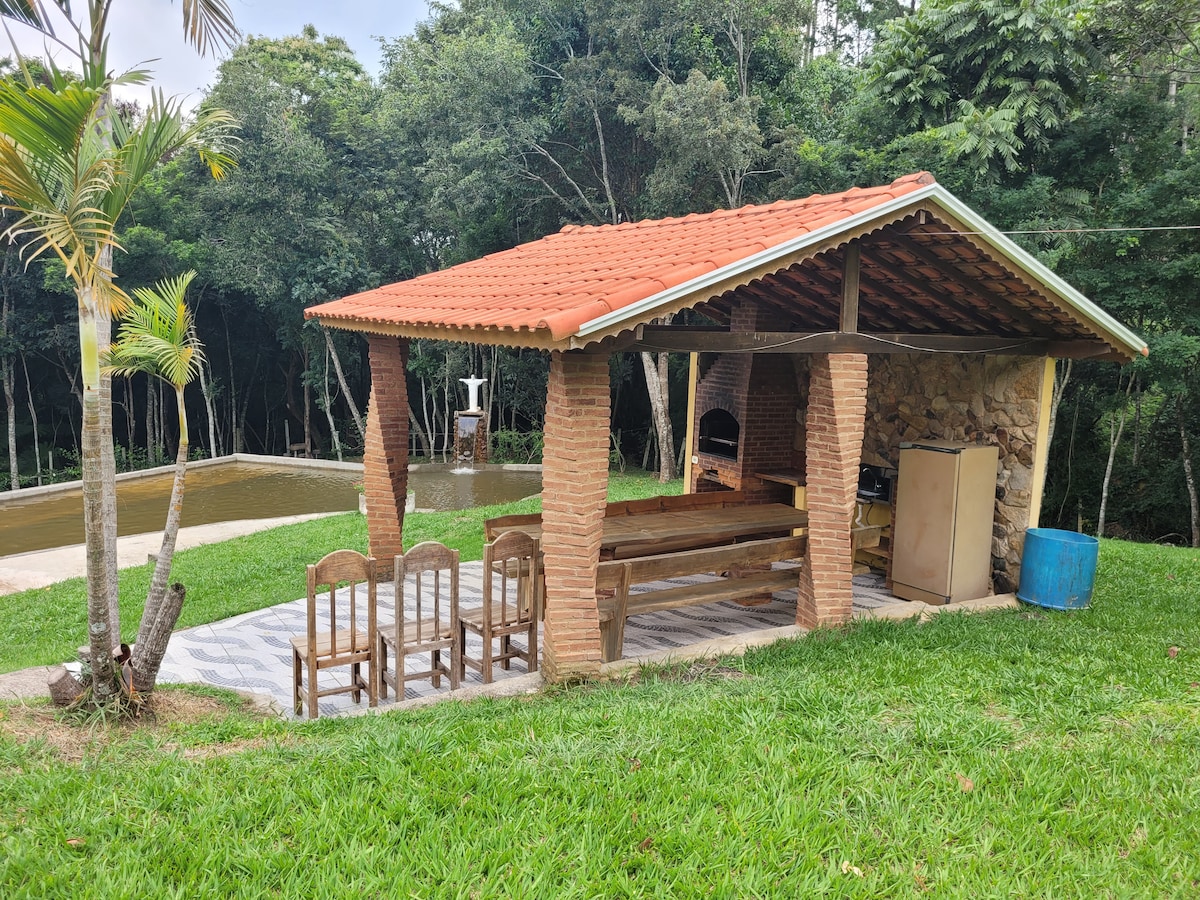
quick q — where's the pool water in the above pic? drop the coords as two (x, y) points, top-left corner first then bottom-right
(0, 460), (541, 557)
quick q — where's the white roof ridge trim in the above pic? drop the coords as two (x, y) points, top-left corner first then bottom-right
(575, 183), (1147, 358)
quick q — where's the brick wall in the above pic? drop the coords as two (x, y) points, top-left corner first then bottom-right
(541, 350), (610, 681)
(796, 353), (868, 628)
(689, 299), (797, 503)
(363, 335), (410, 567)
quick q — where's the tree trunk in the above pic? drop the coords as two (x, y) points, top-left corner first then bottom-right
(321, 345), (343, 462)
(78, 296), (117, 700)
(1097, 375), (1134, 539)
(1047, 358), (1072, 451)
(2, 353), (16, 491)
(21, 352), (41, 486)
(640, 333), (676, 483)
(197, 357), (220, 458)
(131, 583), (186, 694)
(409, 409), (432, 459)
(146, 376), (157, 466)
(132, 386), (190, 691)
(1179, 396), (1199, 548)
(96, 286), (121, 651)
(303, 373), (312, 457)
(323, 328), (365, 446)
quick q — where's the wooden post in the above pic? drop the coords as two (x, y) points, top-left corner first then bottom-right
(840, 243), (861, 334)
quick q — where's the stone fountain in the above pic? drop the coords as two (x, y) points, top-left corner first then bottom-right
(453, 376), (488, 468)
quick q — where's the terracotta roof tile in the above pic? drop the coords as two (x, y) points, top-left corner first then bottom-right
(306, 172), (937, 341)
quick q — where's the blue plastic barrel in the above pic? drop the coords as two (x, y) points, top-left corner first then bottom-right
(1017, 528), (1100, 610)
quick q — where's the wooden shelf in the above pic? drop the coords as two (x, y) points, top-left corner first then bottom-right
(755, 469), (805, 488)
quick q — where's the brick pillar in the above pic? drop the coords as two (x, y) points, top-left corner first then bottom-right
(363, 335), (410, 566)
(796, 353), (868, 628)
(541, 350), (610, 681)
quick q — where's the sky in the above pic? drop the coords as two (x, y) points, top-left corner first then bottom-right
(4, 0), (434, 106)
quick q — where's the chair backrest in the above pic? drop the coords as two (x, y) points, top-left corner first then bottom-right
(395, 541), (459, 644)
(483, 530), (540, 627)
(306, 549), (377, 660)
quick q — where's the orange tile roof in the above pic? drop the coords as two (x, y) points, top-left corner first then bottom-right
(306, 173), (937, 342)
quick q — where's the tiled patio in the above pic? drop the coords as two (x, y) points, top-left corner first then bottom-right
(156, 564), (903, 718)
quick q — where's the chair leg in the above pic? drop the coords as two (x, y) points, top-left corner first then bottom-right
(450, 631), (461, 691)
(292, 648), (302, 716)
(431, 649), (442, 688)
(500, 635), (512, 670)
(377, 635), (388, 699)
(481, 633), (494, 685)
(351, 662), (362, 704)
(307, 655), (319, 720)
(527, 621), (538, 673)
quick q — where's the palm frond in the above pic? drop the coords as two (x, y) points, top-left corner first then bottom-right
(105, 271), (205, 390)
(103, 91), (239, 219)
(181, 0), (239, 57)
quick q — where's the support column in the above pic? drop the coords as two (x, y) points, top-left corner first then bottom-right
(796, 352), (868, 628)
(363, 335), (410, 566)
(541, 350), (610, 681)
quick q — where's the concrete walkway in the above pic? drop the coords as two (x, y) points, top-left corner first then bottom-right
(0, 513), (338, 597)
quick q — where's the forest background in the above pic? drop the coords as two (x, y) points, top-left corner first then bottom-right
(1, 0), (1197, 546)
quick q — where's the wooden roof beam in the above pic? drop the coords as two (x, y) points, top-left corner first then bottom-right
(632, 324), (1118, 358)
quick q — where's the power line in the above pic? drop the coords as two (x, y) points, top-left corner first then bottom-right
(926, 225), (1200, 236)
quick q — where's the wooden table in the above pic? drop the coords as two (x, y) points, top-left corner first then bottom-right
(494, 503), (809, 559)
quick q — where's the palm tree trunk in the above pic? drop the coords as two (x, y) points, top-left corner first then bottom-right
(78, 298), (117, 700)
(132, 386), (189, 691)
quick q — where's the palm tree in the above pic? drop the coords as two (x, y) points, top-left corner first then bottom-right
(0, 0), (236, 703)
(104, 270), (202, 692)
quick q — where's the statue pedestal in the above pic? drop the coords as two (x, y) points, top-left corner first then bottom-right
(454, 411), (488, 465)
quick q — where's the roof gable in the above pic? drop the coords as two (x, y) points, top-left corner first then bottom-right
(306, 173), (1146, 362)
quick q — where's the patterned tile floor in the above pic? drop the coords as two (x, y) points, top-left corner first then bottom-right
(157, 565), (902, 719)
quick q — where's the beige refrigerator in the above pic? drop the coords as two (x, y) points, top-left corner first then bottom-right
(891, 441), (999, 605)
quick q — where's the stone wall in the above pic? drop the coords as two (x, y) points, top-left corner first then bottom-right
(862, 353), (1048, 593)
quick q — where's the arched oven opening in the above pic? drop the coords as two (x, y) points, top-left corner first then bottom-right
(698, 409), (740, 460)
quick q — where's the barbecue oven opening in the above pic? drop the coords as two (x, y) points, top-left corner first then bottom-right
(698, 409), (740, 460)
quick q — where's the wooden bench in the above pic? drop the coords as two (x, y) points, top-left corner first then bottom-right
(485, 491), (747, 533)
(594, 533), (807, 662)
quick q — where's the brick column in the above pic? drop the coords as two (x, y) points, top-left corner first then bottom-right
(541, 350), (610, 681)
(363, 335), (410, 566)
(796, 353), (868, 628)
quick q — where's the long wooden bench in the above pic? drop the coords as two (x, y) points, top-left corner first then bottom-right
(594, 533), (807, 662)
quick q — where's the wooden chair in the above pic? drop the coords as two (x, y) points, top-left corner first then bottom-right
(291, 549), (378, 719)
(379, 541), (460, 700)
(461, 531), (540, 683)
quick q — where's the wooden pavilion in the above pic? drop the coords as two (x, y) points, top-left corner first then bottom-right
(306, 172), (1146, 682)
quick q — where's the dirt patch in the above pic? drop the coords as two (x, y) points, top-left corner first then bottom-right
(0, 688), (276, 764)
(608, 657), (751, 688)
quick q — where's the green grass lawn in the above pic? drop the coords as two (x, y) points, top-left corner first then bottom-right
(2, 478), (1199, 895)
(0, 469), (680, 674)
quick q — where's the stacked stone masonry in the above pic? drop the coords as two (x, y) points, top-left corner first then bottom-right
(862, 353), (1046, 593)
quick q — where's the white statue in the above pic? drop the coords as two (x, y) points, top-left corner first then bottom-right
(461, 376), (486, 413)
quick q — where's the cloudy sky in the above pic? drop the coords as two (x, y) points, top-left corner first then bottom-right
(5, 0), (434, 105)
